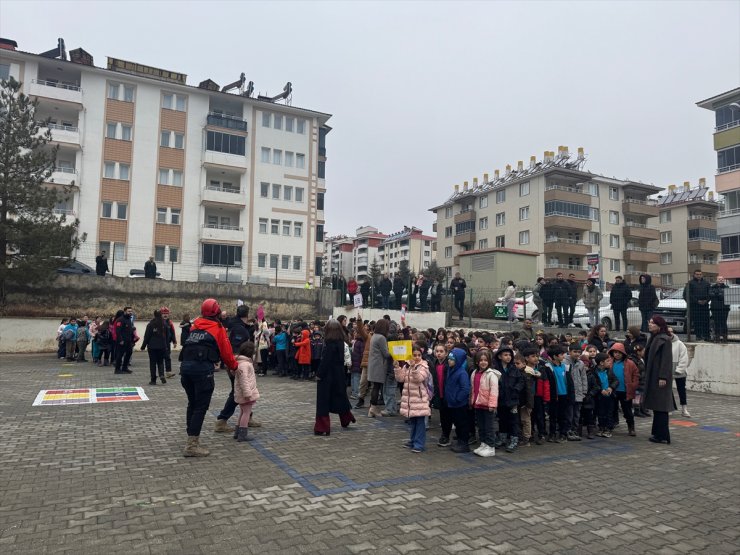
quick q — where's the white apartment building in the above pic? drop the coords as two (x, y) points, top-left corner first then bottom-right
(378, 226), (435, 276)
(323, 235), (354, 279)
(0, 38), (330, 287)
(430, 147), (663, 287)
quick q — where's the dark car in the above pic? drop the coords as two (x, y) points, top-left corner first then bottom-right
(129, 268), (162, 279)
(56, 260), (95, 275)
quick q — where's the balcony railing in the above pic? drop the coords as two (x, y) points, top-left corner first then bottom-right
(32, 79), (81, 92)
(624, 221), (658, 230)
(545, 263), (587, 271)
(545, 237), (587, 245)
(719, 208), (740, 217)
(544, 210), (593, 221)
(205, 183), (241, 194)
(545, 184), (597, 196)
(207, 113), (247, 132)
(688, 237), (720, 243)
(720, 253), (740, 260)
(688, 214), (715, 221)
(718, 163), (740, 174)
(53, 208), (75, 216)
(47, 123), (79, 132)
(53, 166), (77, 174)
(689, 258), (717, 264)
(625, 245), (658, 253)
(623, 198), (657, 206)
(716, 120), (740, 132)
(203, 224), (243, 231)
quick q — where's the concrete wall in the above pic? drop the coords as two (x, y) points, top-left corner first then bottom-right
(332, 307), (446, 331)
(4, 274), (338, 322)
(0, 318), (60, 353)
(685, 343), (740, 397)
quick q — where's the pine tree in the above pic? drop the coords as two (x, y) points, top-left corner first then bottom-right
(368, 256), (382, 286)
(0, 77), (82, 303)
(425, 260), (446, 283)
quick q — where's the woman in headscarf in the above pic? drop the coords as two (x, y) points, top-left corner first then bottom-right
(643, 315), (674, 444)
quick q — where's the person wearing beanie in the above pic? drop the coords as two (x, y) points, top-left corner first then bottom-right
(644, 315), (674, 444)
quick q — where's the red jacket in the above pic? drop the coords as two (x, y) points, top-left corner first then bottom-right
(190, 316), (238, 371)
(347, 279), (358, 296)
(294, 329), (311, 365)
(535, 363), (551, 402)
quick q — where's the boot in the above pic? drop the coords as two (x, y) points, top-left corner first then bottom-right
(681, 405), (691, 418)
(248, 417), (262, 428)
(183, 436), (210, 457)
(354, 398), (365, 409)
(628, 424), (636, 437)
(586, 425), (595, 439)
(566, 431), (581, 442)
(450, 440), (470, 453)
(494, 433), (507, 448)
(505, 436), (519, 453)
(214, 419), (235, 433)
(236, 427), (252, 442)
(368, 404), (382, 418)
(642, 408), (652, 417)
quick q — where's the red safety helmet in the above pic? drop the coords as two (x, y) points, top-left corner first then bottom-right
(201, 298), (221, 317)
(159, 306), (171, 316)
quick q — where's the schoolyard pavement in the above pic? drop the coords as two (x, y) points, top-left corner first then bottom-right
(0, 353), (738, 554)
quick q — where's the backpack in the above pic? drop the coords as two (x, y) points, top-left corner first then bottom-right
(424, 370), (434, 400)
(62, 328), (75, 341)
(228, 321), (251, 350)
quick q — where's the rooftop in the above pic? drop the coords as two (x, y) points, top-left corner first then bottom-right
(696, 87), (740, 110)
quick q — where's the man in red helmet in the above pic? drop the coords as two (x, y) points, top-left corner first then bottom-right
(179, 298), (237, 457)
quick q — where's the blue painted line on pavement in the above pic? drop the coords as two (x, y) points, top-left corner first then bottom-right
(700, 425), (730, 432)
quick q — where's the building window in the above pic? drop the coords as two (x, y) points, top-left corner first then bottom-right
(444, 246), (452, 258)
(260, 182), (269, 197)
(519, 230), (530, 245)
(495, 235), (505, 248)
(108, 83), (135, 102)
(660, 252), (672, 265)
(520, 182), (530, 196)
(293, 256), (302, 271)
(519, 206), (529, 220)
(206, 131), (245, 155)
(282, 221), (291, 236)
(258, 253), (267, 268)
(297, 119), (306, 134)
(496, 189), (506, 203)
(662, 274), (673, 286)
(103, 162), (129, 180)
(479, 217), (488, 230)
(590, 208), (600, 221)
(154, 245), (166, 262)
(608, 211), (619, 225)
(660, 231), (672, 243)
(106, 122), (117, 139)
(296, 153), (305, 169)
(123, 86), (135, 102)
(103, 162), (116, 179)
(259, 218), (268, 234)
(479, 195), (488, 209)
(119, 164), (130, 181)
(273, 149), (282, 165)
(157, 207), (167, 224)
(121, 125), (132, 141)
(445, 207), (453, 218)
(261, 147), (271, 163)
(285, 151), (294, 167)
(659, 210), (671, 223)
(495, 212), (505, 226)
(262, 112), (271, 127)
(113, 242), (127, 260)
(271, 219), (279, 235)
(169, 247), (179, 263)
(101, 201), (112, 218)
(609, 259), (620, 272)
(201, 244), (242, 266)
(316, 224), (324, 242)
(281, 255), (290, 270)
(297, 188), (305, 203)
(269, 254), (278, 269)
(170, 209), (180, 225)
(272, 184), (281, 199)
(609, 187), (619, 201)
(478, 239), (488, 249)
(274, 114), (283, 130)
(160, 130), (184, 149)
(117, 203), (128, 220)
(445, 226), (453, 238)
(0, 63), (8, 80)
(284, 185), (293, 201)
(162, 93), (186, 111)
(717, 145), (740, 172)
(107, 83), (118, 99)
(589, 231), (600, 245)
(609, 234), (620, 248)
(286, 117), (294, 132)
(294, 222), (303, 237)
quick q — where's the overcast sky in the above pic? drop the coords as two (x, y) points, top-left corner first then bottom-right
(2, 1), (738, 237)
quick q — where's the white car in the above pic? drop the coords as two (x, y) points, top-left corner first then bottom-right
(572, 293), (641, 331)
(494, 293), (539, 321)
(653, 286), (740, 333)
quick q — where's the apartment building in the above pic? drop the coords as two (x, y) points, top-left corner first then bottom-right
(0, 38), (331, 287)
(649, 181), (721, 286)
(378, 226), (434, 277)
(323, 235), (354, 278)
(430, 147), (663, 287)
(351, 226), (386, 282)
(697, 87), (740, 283)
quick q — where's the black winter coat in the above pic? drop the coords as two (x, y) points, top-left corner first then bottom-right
(566, 280), (578, 302)
(552, 280), (570, 303)
(638, 275), (659, 311)
(379, 278), (392, 295)
(709, 283), (730, 313)
(316, 340), (352, 416)
(540, 282), (555, 303)
(643, 332), (674, 412)
(684, 278), (710, 305)
(498, 363), (524, 409)
(609, 282), (633, 310)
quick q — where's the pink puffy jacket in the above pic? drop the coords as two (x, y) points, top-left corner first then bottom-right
(234, 355), (260, 404)
(394, 359), (431, 418)
(469, 367), (500, 410)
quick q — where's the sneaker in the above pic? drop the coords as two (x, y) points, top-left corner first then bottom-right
(681, 405), (691, 418)
(437, 436), (450, 447)
(402, 440), (413, 448)
(148, 380), (157, 386)
(473, 443), (487, 456)
(354, 399), (365, 409)
(480, 444), (496, 457)
(160, 377), (167, 384)
(547, 434), (557, 443)
(165, 372), (176, 379)
(410, 448), (423, 453)
(349, 394), (358, 400)
(534, 436), (544, 446)
(450, 442), (470, 453)
(520, 438), (531, 447)
(380, 410), (397, 417)
(603, 430), (612, 438)
(557, 435), (567, 443)
(566, 431), (581, 442)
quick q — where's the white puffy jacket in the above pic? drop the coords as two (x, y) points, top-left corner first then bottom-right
(671, 334), (689, 377)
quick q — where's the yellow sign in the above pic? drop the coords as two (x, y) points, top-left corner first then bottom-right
(388, 340), (413, 361)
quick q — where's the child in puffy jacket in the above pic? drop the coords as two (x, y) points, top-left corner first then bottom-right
(469, 348), (500, 457)
(234, 341), (260, 443)
(394, 344), (431, 453)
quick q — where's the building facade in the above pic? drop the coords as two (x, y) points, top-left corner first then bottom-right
(0, 38), (331, 287)
(649, 182), (721, 286)
(377, 226), (434, 277)
(697, 87), (740, 283)
(430, 147), (663, 288)
(323, 235), (354, 280)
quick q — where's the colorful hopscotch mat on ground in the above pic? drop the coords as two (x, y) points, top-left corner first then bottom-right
(32, 387), (149, 406)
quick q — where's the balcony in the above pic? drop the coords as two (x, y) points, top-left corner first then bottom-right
(203, 150), (247, 171)
(624, 272), (662, 287)
(29, 79), (83, 106)
(201, 224), (245, 243)
(686, 216), (717, 231)
(544, 185), (593, 204)
(45, 166), (78, 187)
(543, 238), (591, 256)
(454, 231), (476, 245)
(202, 183), (246, 207)
(687, 239), (721, 253)
(206, 113), (248, 132)
(623, 246), (660, 264)
(622, 198), (658, 218)
(544, 265), (588, 281)
(454, 209), (476, 224)
(688, 262), (718, 274)
(623, 222), (660, 241)
(39, 123), (81, 147)
(543, 212), (593, 231)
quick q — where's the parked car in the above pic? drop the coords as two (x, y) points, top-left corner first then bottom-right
(652, 286), (740, 333)
(56, 260), (95, 275)
(494, 293), (538, 321)
(128, 268), (162, 279)
(572, 292), (641, 331)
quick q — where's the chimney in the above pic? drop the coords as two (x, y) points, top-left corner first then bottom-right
(505, 164), (512, 177)
(668, 184), (676, 192)
(699, 177), (706, 187)
(683, 181), (690, 191)
(708, 191), (714, 200)
(530, 156), (536, 169)
(544, 151), (553, 163)
(577, 147), (585, 159)
(483, 173), (489, 182)
(0, 38), (18, 51)
(473, 177), (478, 187)
(494, 169), (500, 180)
(69, 47), (94, 66)
(517, 160), (524, 172)
(454, 184), (459, 193)
(463, 181), (469, 191)
(562, 146), (569, 157)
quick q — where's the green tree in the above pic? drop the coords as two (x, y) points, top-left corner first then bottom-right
(0, 77), (82, 303)
(368, 256), (382, 286)
(397, 259), (411, 289)
(424, 260), (446, 283)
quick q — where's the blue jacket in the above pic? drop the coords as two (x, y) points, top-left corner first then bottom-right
(445, 348), (471, 408)
(273, 331), (288, 351)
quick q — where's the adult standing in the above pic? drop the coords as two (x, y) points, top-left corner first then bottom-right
(95, 250), (109, 276)
(532, 277), (545, 324)
(347, 276), (358, 305)
(683, 269), (711, 341)
(644, 315), (674, 445)
(367, 318), (393, 418)
(314, 320), (356, 435)
(609, 276), (632, 332)
(638, 274), (659, 333)
(161, 307), (177, 379)
(392, 274), (405, 310)
(359, 279), (371, 308)
(430, 280), (442, 312)
(540, 278), (555, 326)
(379, 273), (393, 310)
(566, 273), (579, 325)
(709, 275), (730, 342)
(450, 272), (467, 321)
(552, 273), (570, 327)
(337, 274), (347, 305)
(582, 278), (603, 328)
(144, 256), (157, 279)
(140, 310), (168, 385)
(179, 298), (238, 457)
(503, 281), (517, 324)
(113, 306), (134, 374)
(419, 274), (431, 312)
(669, 327), (691, 417)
